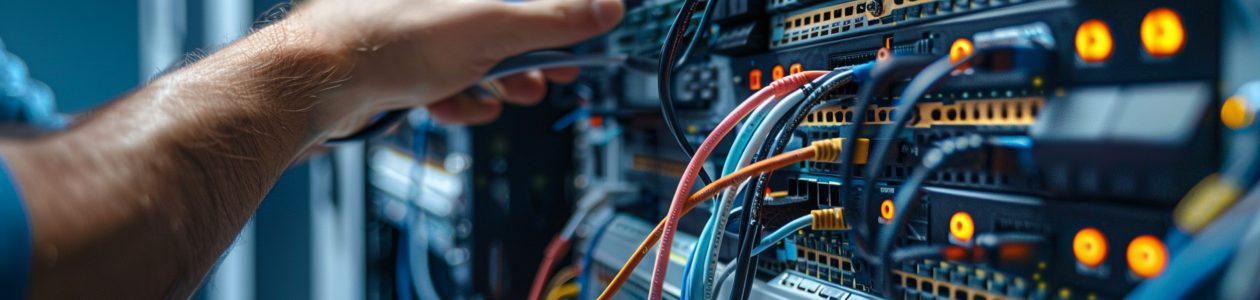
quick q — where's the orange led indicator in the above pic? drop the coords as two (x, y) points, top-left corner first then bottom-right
(1072, 227), (1108, 268)
(789, 63), (804, 75)
(1126, 235), (1168, 278)
(749, 69), (763, 91)
(1141, 8), (1186, 58)
(949, 38), (974, 64)
(1222, 96), (1254, 129)
(771, 64), (786, 81)
(1075, 19), (1115, 63)
(880, 199), (895, 220)
(949, 211), (975, 242)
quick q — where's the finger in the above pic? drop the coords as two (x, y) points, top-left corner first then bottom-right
(493, 70), (548, 106)
(489, 0), (625, 54)
(427, 93), (504, 125)
(543, 67), (580, 83)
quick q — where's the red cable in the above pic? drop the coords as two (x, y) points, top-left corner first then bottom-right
(528, 235), (572, 300)
(646, 71), (826, 299)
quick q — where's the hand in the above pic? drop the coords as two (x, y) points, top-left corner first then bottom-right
(280, 0), (625, 138)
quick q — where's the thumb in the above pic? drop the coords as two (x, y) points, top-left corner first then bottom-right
(489, 0), (625, 55)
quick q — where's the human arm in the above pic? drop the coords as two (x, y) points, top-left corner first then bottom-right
(0, 0), (623, 298)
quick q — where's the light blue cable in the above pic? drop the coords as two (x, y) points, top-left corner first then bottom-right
(690, 66), (866, 300)
(578, 217), (613, 300)
(683, 91), (776, 299)
(753, 215), (814, 255)
(684, 94), (777, 299)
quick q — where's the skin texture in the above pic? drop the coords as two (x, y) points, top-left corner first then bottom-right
(0, 0), (623, 298)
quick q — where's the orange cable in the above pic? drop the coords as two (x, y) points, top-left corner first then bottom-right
(597, 146), (817, 300)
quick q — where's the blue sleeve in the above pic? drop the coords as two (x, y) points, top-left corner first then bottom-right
(0, 158), (30, 298)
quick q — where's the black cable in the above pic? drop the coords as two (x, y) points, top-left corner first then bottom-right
(730, 71), (854, 300)
(872, 134), (978, 298)
(835, 55), (936, 261)
(657, 0), (716, 185)
(714, 261), (739, 297)
(675, 0), (716, 68)
(873, 134), (1031, 298)
(853, 52), (970, 259)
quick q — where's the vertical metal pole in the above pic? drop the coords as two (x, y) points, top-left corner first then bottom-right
(138, 0), (185, 80)
(199, 0), (253, 300)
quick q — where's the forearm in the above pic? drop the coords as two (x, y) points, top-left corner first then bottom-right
(0, 23), (349, 299)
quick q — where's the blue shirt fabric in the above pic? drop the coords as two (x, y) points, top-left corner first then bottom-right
(1, 38), (35, 298)
(0, 159), (29, 299)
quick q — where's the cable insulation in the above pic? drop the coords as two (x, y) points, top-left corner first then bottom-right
(597, 146), (818, 300)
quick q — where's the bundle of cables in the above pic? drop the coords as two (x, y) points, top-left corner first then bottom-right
(648, 63), (874, 300)
(680, 54), (943, 300)
(593, 134), (852, 300)
(590, 67), (846, 300)
(527, 185), (620, 300)
(593, 61), (875, 298)
(529, 0), (720, 294)
(724, 62), (888, 299)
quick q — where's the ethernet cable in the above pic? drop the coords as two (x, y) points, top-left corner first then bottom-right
(712, 208), (849, 298)
(597, 137), (852, 300)
(577, 216), (613, 300)
(681, 70), (829, 300)
(325, 51), (654, 144)
(835, 55), (936, 258)
(753, 208), (849, 255)
(647, 70), (834, 300)
(659, 68), (858, 300)
(728, 64), (872, 300)
(657, 0), (717, 186)
(729, 95), (841, 298)
(675, 0), (717, 68)
(872, 134), (1032, 297)
(855, 43), (1050, 269)
(527, 184), (621, 300)
(685, 81), (795, 300)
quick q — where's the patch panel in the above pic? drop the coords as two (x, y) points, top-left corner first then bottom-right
(769, 0), (1042, 49)
(797, 96), (1044, 128)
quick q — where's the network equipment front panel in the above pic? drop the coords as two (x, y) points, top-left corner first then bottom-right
(366, 0), (1260, 299)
